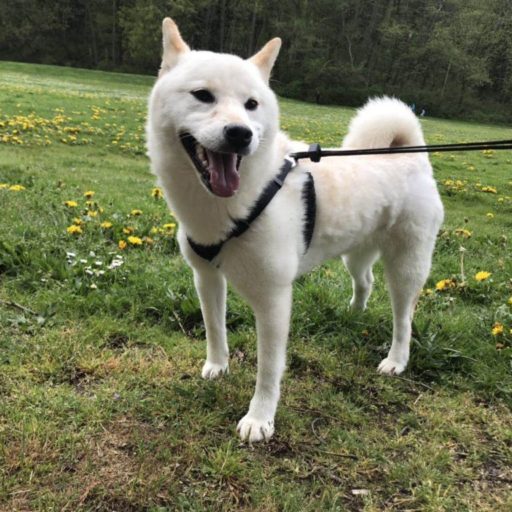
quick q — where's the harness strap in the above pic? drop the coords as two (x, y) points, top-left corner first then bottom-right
(187, 157), (298, 262)
(302, 172), (316, 250)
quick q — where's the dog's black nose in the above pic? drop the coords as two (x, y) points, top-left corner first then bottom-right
(224, 124), (252, 151)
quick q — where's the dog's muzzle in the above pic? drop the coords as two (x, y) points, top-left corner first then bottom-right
(180, 132), (242, 198)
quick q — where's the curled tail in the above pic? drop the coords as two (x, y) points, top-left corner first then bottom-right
(342, 97), (425, 150)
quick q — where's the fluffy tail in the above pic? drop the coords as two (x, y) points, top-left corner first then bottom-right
(342, 97), (425, 149)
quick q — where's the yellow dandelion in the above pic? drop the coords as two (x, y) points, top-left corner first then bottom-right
(491, 323), (504, 336)
(152, 187), (163, 199)
(150, 226), (160, 235)
(480, 186), (497, 194)
(454, 228), (472, 238)
(123, 226), (135, 235)
(507, 297), (512, 306)
(85, 200), (94, 207)
(423, 288), (433, 296)
(436, 278), (456, 291)
(130, 209), (143, 216)
(474, 271), (491, 282)
(118, 240), (127, 250)
(100, 221), (113, 229)
(0, 183), (9, 189)
(66, 225), (82, 235)
(73, 217), (84, 226)
(87, 210), (98, 217)
(163, 222), (176, 230)
(128, 235), (143, 246)
(9, 184), (26, 192)
(486, 213), (494, 219)
(64, 200), (78, 208)
(84, 190), (95, 199)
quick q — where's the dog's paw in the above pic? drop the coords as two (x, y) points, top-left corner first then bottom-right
(237, 415), (274, 443)
(349, 297), (367, 312)
(201, 361), (229, 380)
(378, 357), (406, 375)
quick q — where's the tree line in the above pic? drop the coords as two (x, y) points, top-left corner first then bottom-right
(1, 0), (511, 122)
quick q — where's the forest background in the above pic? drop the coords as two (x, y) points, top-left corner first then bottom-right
(1, 0), (512, 123)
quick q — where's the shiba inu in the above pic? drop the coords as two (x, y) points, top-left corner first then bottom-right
(146, 18), (444, 443)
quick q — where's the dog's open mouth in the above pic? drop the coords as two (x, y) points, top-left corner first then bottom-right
(180, 133), (242, 197)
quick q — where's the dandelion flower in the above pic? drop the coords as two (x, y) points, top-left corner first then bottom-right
(435, 278), (456, 291)
(64, 200), (78, 208)
(508, 297), (512, 306)
(73, 217), (84, 226)
(454, 228), (472, 238)
(163, 222), (176, 232)
(474, 271), (491, 282)
(486, 212), (495, 219)
(100, 221), (113, 229)
(0, 183), (9, 189)
(123, 226), (135, 235)
(150, 226), (160, 235)
(87, 210), (98, 217)
(480, 186), (497, 194)
(130, 209), (143, 216)
(84, 190), (95, 199)
(491, 323), (504, 336)
(9, 184), (25, 192)
(66, 225), (82, 235)
(118, 240), (127, 250)
(128, 236), (143, 246)
(152, 187), (163, 199)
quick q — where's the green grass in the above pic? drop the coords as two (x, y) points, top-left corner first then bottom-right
(1, 60), (512, 511)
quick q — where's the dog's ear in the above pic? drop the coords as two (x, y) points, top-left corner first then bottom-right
(159, 17), (190, 77)
(248, 38), (282, 82)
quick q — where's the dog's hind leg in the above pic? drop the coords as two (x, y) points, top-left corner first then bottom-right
(343, 247), (380, 311)
(193, 266), (229, 379)
(378, 236), (434, 375)
(237, 285), (292, 443)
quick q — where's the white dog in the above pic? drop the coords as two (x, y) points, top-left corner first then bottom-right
(147, 18), (444, 443)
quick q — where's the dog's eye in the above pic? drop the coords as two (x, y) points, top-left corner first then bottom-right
(191, 89), (215, 103)
(244, 98), (258, 111)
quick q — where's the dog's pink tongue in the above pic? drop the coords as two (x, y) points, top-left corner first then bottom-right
(207, 150), (240, 197)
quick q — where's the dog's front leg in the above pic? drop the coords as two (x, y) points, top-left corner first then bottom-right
(237, 285), (292, 443)
(193, 266), (229, 379)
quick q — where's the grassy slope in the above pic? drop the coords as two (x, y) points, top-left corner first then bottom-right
(1, 61), (512, 511)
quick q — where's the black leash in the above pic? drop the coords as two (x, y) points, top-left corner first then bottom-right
(290, 139), (512, 162)
(188, 137), (512, 262)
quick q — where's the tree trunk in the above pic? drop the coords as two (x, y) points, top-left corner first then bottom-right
(219, 0), (226, 52)
(441, 61), (452, 98)
(248, 0), (259, 55)
(85, 2), (98, 67)
(112, 0), (117, 67)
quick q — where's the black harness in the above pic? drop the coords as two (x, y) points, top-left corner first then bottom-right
(187, 156), (316, 262)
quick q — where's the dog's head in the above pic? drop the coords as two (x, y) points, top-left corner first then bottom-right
(150, 18), (281, 198)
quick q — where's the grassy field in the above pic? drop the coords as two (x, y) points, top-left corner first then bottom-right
(1, 60), (512, 511)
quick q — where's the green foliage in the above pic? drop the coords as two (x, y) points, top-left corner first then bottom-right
(1, 1), (512, 121)
(1, 62), (512, 511)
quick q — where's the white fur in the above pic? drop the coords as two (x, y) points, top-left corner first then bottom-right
(147, 22), (444, 443)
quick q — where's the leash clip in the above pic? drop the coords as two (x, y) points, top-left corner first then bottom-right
(308, 143), (322, 162)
